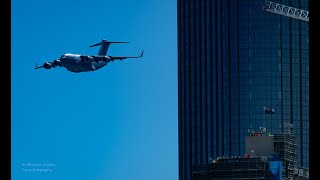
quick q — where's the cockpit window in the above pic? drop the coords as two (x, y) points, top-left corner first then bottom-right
(60, 55), (67, 59)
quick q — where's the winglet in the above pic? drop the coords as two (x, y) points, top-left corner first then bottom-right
(35, 62), (44, 70)
(35, 63), (40, 69)
(140, 50), (144, 57)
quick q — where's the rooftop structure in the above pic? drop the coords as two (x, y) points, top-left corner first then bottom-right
(193, 157), (281, 180)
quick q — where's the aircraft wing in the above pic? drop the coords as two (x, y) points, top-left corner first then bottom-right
(110, 51), (144, 61)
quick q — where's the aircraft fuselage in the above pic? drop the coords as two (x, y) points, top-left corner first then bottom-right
(58, 54), (110, 73)
(35, 39), (143, 73)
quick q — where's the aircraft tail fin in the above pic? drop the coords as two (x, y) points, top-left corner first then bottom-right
(89, 39), (129, 56)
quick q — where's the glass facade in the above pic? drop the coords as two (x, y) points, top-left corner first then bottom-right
(177, 0), (309, 180)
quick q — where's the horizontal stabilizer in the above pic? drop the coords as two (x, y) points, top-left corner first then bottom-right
(89, 42), (103, 47)
(107, 41), (129, 43)
(89, 39), (130, 56)
(89, 40), (129, 48)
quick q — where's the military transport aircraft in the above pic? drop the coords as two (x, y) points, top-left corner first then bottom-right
(35, 39), (143, 73)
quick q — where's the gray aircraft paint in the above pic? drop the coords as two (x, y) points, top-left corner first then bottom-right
(35, 39), (143, 73)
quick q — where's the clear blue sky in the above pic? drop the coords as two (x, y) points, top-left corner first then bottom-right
(11, 0), (177, 179)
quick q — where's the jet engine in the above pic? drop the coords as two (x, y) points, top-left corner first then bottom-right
(43, 62), (53, 69)
(103, 56), (111, 62)
(53, 59), (62, 67)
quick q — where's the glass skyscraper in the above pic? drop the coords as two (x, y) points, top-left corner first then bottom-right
(177, 0), (309, 180)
